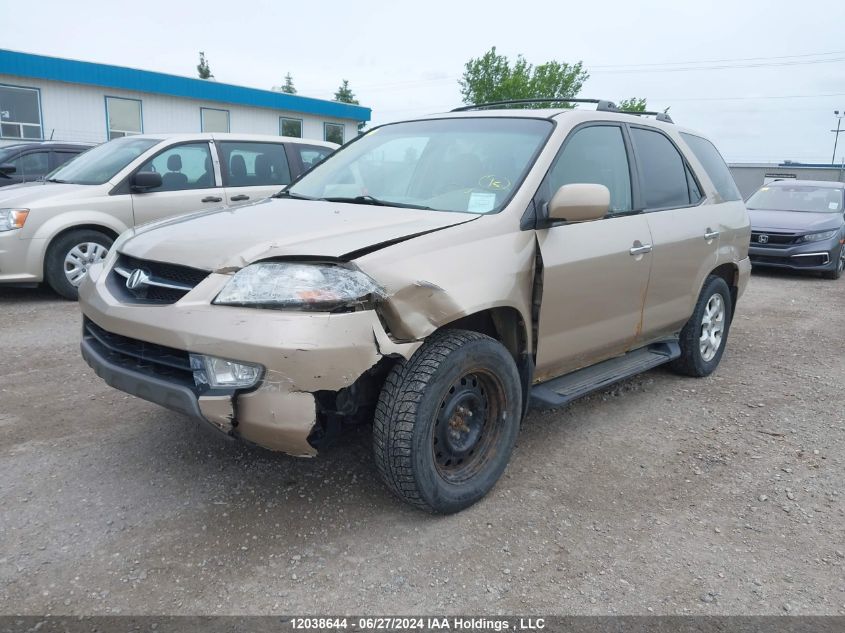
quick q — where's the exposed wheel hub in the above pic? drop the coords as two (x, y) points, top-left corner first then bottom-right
(434, 374), (489, 475)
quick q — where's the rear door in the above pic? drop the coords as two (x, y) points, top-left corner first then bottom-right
(631, 125), (718, 340)
(129, 141), (224, 226)
(535, 123), (654, 380)
(218, 140), (293, 207)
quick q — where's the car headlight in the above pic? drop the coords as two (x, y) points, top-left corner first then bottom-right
(0, 208), (29, 232)
(800, 229), (838, 242)
(213, 262), (384, 309)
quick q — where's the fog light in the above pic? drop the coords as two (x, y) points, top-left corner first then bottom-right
(189, 354), (263, 389)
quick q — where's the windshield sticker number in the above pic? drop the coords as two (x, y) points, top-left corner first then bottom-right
(830, 202), (840, 210)
(467, 192), (497, 213)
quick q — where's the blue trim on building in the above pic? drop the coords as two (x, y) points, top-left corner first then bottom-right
(0, 49), (371, 122)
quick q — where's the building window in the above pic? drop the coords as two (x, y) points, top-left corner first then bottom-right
(201, 107), (230, 133)
(280, 117), (302, 138)
(105, 97), (142, 140)
(0, 85), (42, 140)
(324, 122), (344, 145)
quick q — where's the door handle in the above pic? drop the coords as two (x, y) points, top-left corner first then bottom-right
(230, 194), (250, 202)
(704, 228), (720, 240)
(201, 196), (222, 203)
(629, 242), (653, 256)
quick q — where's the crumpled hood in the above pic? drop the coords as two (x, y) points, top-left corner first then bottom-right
(0, 180), (94, 207)
(748, 208), (843, 233)
(122, 197), (478, 270)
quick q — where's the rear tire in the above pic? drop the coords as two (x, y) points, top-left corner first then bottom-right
(372, 330), (522, 514)
(670, 275), (733, 377)
(44, 229), (113, 300)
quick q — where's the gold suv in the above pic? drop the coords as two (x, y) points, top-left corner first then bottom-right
(79, 100), (751, 513)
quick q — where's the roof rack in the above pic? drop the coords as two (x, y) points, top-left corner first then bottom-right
(451, 98), (674, 124)
(451, 98), (619, 112)
(617, 109), (674, 124)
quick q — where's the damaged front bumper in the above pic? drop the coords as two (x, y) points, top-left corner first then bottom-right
(79, 267), (419, 457)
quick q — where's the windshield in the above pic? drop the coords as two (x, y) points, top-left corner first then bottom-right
(47, 137), (160, 185)
(747, 184), (844, 213)
(289, 118), (553, 214)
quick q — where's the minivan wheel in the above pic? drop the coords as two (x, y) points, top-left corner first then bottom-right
(821, 244), (844, 280)
(373, 330), (522, 514)
(45, 229), (113, 300)
(670, 275), (733, 377)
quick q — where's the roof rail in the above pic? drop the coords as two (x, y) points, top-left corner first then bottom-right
(451, 98), (619, 112)
(616, 109), (674, 124)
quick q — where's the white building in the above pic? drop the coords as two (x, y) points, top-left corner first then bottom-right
(0, 49), (370, 147)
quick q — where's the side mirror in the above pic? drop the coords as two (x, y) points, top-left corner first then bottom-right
(548, 183), (610, 223)
(0, 163), (16, 177)
(130, 171), (162, 192)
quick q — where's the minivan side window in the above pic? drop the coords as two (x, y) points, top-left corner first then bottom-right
(680, 132), (742, 202)
(219, 141), (291, 188)
(136, 143), (215, 192)
(630, 127), (693, 209)
(548, 125), (632, 214)
(297, 145), (332, 171)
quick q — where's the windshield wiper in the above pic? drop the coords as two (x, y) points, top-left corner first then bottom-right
(45, 177), (69, 183)
(322, 195), (434, 210)
(272, 189), (318, 200)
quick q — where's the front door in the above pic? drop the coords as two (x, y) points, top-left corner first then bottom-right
(130, 141), (223, 226)
(217, 140), (293, 207)
(534, 123), (653, 381)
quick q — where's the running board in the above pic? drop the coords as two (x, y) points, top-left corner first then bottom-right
(531, 341), (680, 409)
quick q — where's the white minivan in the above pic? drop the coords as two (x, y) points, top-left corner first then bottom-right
(0, 133), (336, 298)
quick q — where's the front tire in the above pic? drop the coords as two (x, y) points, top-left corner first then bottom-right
(670, 275), (733, 377)
(373, 330), (522, 514)
(44, 229), (113, 300)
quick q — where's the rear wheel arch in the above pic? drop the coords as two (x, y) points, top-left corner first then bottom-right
(706, 263), (739, 321)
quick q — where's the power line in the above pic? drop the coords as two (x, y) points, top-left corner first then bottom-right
(591, 56), (845, 74)
(590, 49), (845, 69)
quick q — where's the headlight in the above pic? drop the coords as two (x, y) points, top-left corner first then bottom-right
(213, 262), (384, 309)
(800, 229), (838, 242)
(0, 208), (29, 232)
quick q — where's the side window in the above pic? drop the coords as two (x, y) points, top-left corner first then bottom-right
(686, 165), (702, 202)
(297, 145), (332, 172)
(680, 132), (742, 202)
(219, 141), (291, 187)
(630, 127), (691, 209)
(53, 151), (79, 169)
(137, 143), (214, 192)
(11, 151), (50, 178)
(548, 125), (632, 213)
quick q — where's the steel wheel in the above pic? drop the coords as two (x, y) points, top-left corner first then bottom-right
(699, 293), (725, 362)
(432, 371), (504, 484)
(64, 242), (109, 287)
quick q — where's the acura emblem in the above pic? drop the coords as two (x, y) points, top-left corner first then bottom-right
(758, 234), (769, 244)
(126, 268), (150, 290)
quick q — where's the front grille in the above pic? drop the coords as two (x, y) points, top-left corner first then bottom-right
(83, 317), (194, 387)
(750, 231), (799, 247)
(108, 254), (210, 304)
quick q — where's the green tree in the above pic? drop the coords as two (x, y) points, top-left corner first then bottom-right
(276, 72), (297, 94)
(334, 80), (359, 104)
(459, 47), (588, 108)
(617, 97), (647, 112)
(197, 52), (213, 79)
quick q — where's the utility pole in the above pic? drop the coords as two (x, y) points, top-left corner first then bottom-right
(832, 110), (844, 165)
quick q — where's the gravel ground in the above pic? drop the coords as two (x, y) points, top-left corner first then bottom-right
(0, 269), (843, 616)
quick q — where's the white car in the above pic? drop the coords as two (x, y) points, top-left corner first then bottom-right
(0, 133), (336, 298)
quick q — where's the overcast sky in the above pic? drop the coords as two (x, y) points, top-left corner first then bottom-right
(5, 0), (845, 163)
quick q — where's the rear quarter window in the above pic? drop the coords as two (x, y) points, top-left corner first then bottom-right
(680, 133), (741, 202)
